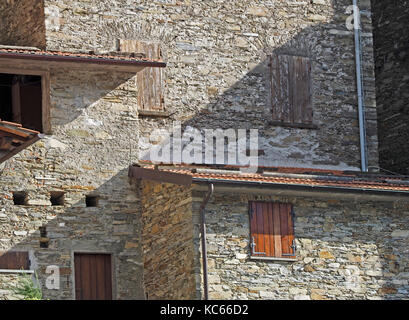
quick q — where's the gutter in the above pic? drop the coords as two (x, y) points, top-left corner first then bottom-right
(199, 183), (214, 300)
(353, 0), (368, 172)
(192, 177), (409, 198)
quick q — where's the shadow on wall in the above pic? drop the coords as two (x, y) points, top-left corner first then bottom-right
(138, 2), (377, 171)
(0, 168), (146, 300)
(0, 0), (386, 300)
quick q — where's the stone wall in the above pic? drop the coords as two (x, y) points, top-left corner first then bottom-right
(0, 62), (144, 299)
(192, 189), (409, 300)
(138, 180), (196, 300)
(40, 0), (378, 171)
(372, 0), (409, 174)
(0, 0), (46, 48)
(0, 273), (26, 300)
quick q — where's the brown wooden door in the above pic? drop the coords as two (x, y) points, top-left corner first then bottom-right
(74, 253), (112, 300)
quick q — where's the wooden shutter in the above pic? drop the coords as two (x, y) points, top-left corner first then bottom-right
(0, 251), (30, 270)
(249, 202), (295, 258)
(270, 54), (312, 125)
(74, 253), (112, 300)
(119, 39), (164, 111)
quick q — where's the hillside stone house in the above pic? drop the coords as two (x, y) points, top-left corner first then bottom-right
(0, 0), (408, 300)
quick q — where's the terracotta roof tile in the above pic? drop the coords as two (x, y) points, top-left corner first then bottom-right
(137, 164), (409, 193)
(0, 120), (40, 164)
(0, 47), (166, 67)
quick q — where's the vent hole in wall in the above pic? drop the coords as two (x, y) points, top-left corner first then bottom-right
(86, 195), (99, 207)
(39, 226), (49, 248)
(13, 191), (28, 205)
(50, 191), (65, 206)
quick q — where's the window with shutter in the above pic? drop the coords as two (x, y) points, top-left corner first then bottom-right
(0, 251), (30, 270)
(270, 54), (314, 128)
(119, 39), (165, 112)
(249, 201), (296, 259)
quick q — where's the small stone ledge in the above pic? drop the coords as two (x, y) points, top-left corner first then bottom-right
(268, 121), (320, 130)
(138, 110), (171, 117)
(0, 269), (34, 274)
(250, 256), (298, 263)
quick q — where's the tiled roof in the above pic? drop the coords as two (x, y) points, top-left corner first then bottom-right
(0, 47), (166, 68)
(0, 120), (40, 164)
(136, 164), (409, 193)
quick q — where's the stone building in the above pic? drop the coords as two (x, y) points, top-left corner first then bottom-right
(0, 0), (408, 300)
(372, 0), (409, 175)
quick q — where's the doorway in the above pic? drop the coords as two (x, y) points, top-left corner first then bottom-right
(74, 253), (113, 300)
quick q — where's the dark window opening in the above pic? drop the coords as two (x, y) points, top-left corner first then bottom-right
(50, 191), (65, 206)
(0, 73), (43, 132)
(13, 191), (28, 205)
(86, 195), (99, 207)
(39, 226), (49, 248)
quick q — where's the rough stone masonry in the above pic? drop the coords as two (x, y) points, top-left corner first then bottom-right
(0, 0), (396, 300)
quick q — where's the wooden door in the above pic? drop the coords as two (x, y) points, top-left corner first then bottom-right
(74, 253), (112, 300)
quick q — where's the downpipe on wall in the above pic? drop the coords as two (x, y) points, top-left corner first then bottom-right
(353, 0), (368, 172)
(199, 183), (214, 300)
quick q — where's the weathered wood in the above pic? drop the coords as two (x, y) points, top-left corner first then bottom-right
(120, 40), (164, 111)
(74, 253), (112, 300)
(271, 54), (312, 125)
(0, 251), (30, 270)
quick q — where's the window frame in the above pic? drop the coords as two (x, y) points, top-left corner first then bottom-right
(0, 67), (51, 134)
(269, 54), (316, 129)
(249, 201), (297, 262)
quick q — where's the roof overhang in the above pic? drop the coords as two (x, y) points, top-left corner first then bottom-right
(128, 166), (192, 186)
(129, 164), (409, 201)
(0, 121), (41, 164)
(0, 48), (166, 73)
(191, 178), (409, 201)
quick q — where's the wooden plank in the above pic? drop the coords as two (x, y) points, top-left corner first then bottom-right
(120, 40), (164, 111)
(292, 56), (312, 124)
(304, 58), (313, 123)
(267, 202), (275, 257)
(0, 251), (29, 270)
(271, 54), (291, 123)
(271, 54), (312, 125)
(11, 80), (21, 124)
(74, 254), (82, 300)
(280, 204), (290, 255)
(256, 202), (265, 255)
(90, 254), (97, 299)
(262, 202), (270, 257)
(82, 255), (91, 300)
(287, 205), (296, 257)
(95, 255), (105, 300)
(75, 253), (112, 300)
(104, 255), (113, 300)
(272, 203), (282, 257)
(0, 136), (13, 150)
(249, 202), (257, 256)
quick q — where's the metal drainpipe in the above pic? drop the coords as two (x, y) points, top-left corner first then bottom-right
(199, 183), (214, 300)
(353, 0), (368, 172)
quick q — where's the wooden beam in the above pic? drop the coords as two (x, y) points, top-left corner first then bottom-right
(128, 166), (192, 186)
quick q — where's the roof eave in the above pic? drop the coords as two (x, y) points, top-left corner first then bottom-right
(0, 52), (166, 72)
(192, 177), (409, 198)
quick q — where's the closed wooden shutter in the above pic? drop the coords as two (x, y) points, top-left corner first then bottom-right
(0, 251), (30, 270)
(270, 54), (313, 125)
(249, 202), (296, 258)
(74, 253), (112, 300)
(119, 39), (164, 111)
